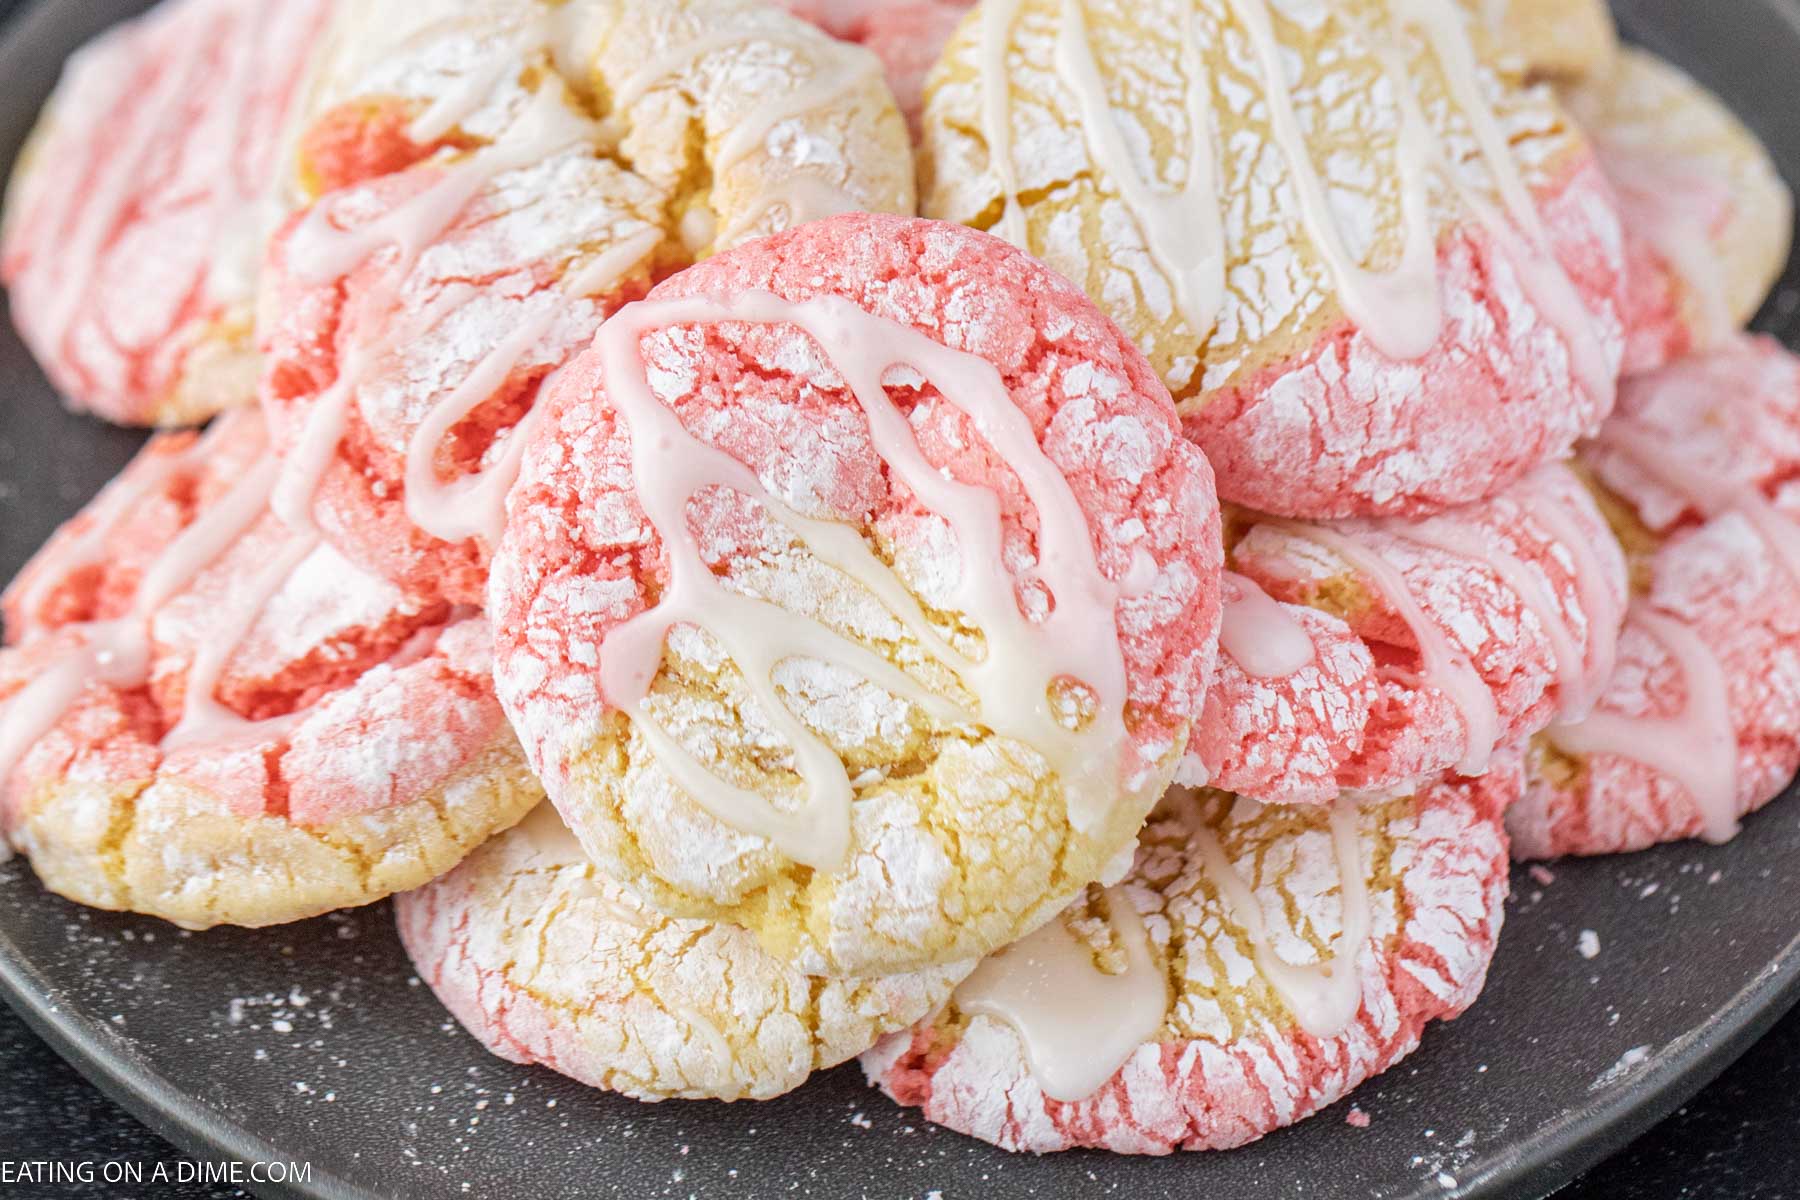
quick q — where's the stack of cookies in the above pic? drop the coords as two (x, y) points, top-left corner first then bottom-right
(0, 0), (1792, 1157)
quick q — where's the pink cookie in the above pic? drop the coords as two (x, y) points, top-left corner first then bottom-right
(0, 411), (540, 928)
(397, 804), (971, 1101)
(258, 0), (915, 605)
(489, 212), (1224, 977)
(862, 765), (1515, 1154)
(776, 0), (972, 131)
(1189, 464), (1628, 804)
(1561, 49), (1792, 375)
(1, 0), (333, 426)
(921, 0), (1628, 518)
(1511, 335), (1800, 856)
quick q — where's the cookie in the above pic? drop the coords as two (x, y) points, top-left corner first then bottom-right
(777, 0), (973, 132)
(0, 0), (332, 427)
(920, 0), (1627, 517)
(259, 0), (916, 605)
(489, 212), (1225, 978)
(1189, 463), (1627, 804)
(1476, 0), (1616, 83)
(1561, 48), (1793, 375)
(397, 803), (971, 1101)
(0, 411), (541, 929)
(1511, 336), (1800, 857)
(862, 765), (1514, 1154)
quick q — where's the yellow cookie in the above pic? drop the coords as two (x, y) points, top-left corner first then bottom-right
(398, 805), (971, 1101)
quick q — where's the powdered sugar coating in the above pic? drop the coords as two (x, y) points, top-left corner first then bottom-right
(397, 805), (971, 1101)
(777, 0), (973, 132)
(0, 415), (540, 928)
(1, 0), (333, 426)
(1561, 48), (1793, 375)
(921, 0), (1627, 517)
(490, 212), (1224, 976)
(1197, 463), (1627, 802)
(259, 0), (915, 604)
(1511, 337), (1800, 857)
(862, 765), (1514, 1154)
(1187, 581), (1378, 804)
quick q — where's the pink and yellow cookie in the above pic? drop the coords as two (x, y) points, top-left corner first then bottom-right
(1, 0), (334, 426)
(1511, 336), (1800, 857)
(489, 212), (1225, 977)
(1190, 464), (1628, 804)
(863, 764), (1515, 1153)
(260, 0), (916, 605)
(397, 804), (972, 1101)
(920, 0), (1627, 517)
(1561, 48), (1793, 375)
(0, 411), (541, 929)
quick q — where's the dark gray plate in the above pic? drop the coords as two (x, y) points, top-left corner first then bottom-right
(2, 0), (1799, 1197)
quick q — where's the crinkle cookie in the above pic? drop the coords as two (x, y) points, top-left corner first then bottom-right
(0, 411), (541, 929)
(0, 0), (333, 426)
(777, 0), (973, 132)
(920, 0), (1627, 518)
(862, 765), (1515, 1154)
(397, 804), (971, 1101)
(1187, 463), (1627, 804)
(1511, 336), (1800, 857)
(490, 212), (1225, 977)
(1562, 48), (1793, 375)
(259, 0), (914, 605)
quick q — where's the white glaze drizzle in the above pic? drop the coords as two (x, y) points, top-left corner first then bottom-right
(1277, 521), (1500, 775)
(0, 413), (302, 791)
(35, 12), (213, 366)
(1188, 791), (1373, 1038)
(1382, 0), (1613, 405)
(1547, 605), (1740, 843)
(976, 0), (1607, 378)
(1219, 571), (1315, 679)
(1224, 0), (1444, 359)
(1052, 0), (1225, 339)
(1384, 472), (1618, 722)
(953, 887), (1165, 1102)
(593, 292), (1146, 870)
(1597, 418), (1800, 584)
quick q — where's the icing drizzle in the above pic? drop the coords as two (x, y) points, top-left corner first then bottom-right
(592, 292), (1148, 871)
(952, 887), (1165, 1102)
(1189, 791), (1373, 1038)
(1219, 571), (1315, 679)
(1547, 606), (1740, 843)
(0, 412), (314, 795)
(983, 0), (1608, 384)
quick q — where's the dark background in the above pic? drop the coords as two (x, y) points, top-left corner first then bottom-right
(2, 0), (1800, 1197)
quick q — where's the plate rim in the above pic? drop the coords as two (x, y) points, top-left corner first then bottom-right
(2, 0), (1800, 1195)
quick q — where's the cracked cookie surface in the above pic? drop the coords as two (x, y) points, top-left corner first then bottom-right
(1, 0), (333, 426)
(490, 212), (1224, 977)
(1512, 335), (1800, 857)
(1191, 463), (1627, 804)
(920, 0), (1627, 517)
(398, 803), (971, 1101)
(0, 411), (540, 929)
(862, 765), (1514, 1154)
(1561, 48), (1793, 375)
(260, 0), (916, 605)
